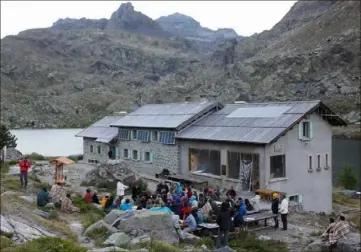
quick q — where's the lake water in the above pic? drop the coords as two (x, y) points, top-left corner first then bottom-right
(10, 129), (83, 156)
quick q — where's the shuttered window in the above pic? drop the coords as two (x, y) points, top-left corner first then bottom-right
(159, 131), (176, 145)
(119, 129), (130, 140)
(137, 130), (150, 142)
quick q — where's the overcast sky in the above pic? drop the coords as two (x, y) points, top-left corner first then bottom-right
(1, 1), (296, 38)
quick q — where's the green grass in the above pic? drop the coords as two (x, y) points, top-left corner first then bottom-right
(0, 163), (10, 174)
(71, 195), (105, 229)
(1, 236), (13, 249)
(332, 191), (360, 207)
(130, 239), (181, 252)
(85, 227), (109, 247)
(1, 237), (87, 252)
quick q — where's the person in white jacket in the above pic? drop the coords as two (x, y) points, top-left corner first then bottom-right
(116, 180), (125, 200)
(279, 194), (289, 230)
(250, 192), (261, 211)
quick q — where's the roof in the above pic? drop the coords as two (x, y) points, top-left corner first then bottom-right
(75, 116), (123, 143)
(176, 100), (347, 144)
(50, 157), (74, 166)
(111, 101), (221, 130)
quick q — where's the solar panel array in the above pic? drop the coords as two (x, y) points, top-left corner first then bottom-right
(159, 131), (176, 145)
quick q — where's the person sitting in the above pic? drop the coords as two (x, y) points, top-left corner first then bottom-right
(170, 197), (181, 216)
(92, 191), (100, 204)
(244, 199), (254, 211)
(150, 201), (173, 215)
(328, 215), (350, 251)
(49, 182), (67, 205)
(120, 199), (133, 211)
(193, 191), (198, 201)
(132, 183), (142, 203)
(112, 198), (122, 210)
(146, 199), (153, 209)
(167, 192), (173, 202)
(233, 199), (247, 232)
(136, 196), (147, 210)
(190, 195), (198, 208)
(226, 186), (236, 199)
(37, 188), (54, 210)
(181, 211), (197, 233)
(156, 181), (169, 195)
(104, 195), (114, 212)
(200, 198), (212, 217)
(250, 192), (261, 211)
(61, 193), (80, 214)
(321, 217), (336, 241)
(180, 202), (192, 220)
(191, 207), (199, 224)
(100, 194), (110, 208)
(196, 208), (204, 224)
(83, 189), (92, 204)
(187, 187), (193, 199)
(205, 209), (217, 223)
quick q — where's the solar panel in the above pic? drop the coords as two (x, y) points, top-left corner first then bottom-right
(137, 130), (150, 142)
(226, 106), (291, 118)
(119, 129), (130, 140)
(159, 131), (176, 145)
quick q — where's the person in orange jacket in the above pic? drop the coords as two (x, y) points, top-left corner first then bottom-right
(18, 156), (31, 189)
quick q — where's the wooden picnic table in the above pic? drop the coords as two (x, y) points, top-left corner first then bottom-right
(243, 211), (277, 231)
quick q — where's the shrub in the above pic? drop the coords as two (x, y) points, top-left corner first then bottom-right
(0, 236), (12, 249)
(1, 237), (87, 252)
(26, 153), (46, 161)
(337, 165), (357, 190)
(85, 227), (109, 247)
(7, 160), (18, 165)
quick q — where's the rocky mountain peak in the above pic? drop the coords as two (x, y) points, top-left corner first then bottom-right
(157, 12), (201, 27)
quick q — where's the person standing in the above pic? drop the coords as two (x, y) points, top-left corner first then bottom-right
(279, 194), (289, 230)
(18, 156), (31, 189)
(117, 180), (125, 201)
(216, 202), (232, 248)
(271, 193), (280, 229)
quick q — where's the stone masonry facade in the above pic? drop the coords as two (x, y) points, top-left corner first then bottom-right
(83, 138), (110, 164)
(118, 137), (180, 175)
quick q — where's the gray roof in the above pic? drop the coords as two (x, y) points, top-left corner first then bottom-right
(176, 100), (347, 144)
(111, 101), (221, 130)
(76, 116), (123, 143)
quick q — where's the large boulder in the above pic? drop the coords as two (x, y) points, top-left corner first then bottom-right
(111, 210), (179, 245)
(83, 220), (118, 236)
(103, 232), (131, 247)
(84, 163), (136, 188)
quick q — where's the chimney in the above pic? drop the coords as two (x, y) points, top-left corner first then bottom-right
(234, 101), (246, 104)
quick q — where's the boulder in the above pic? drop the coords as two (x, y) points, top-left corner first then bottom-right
(84, 163), (136, 189)
(181, 232), (201, 244)
(104, 210), (129, 225)
(103, 232), (131, 247)
(83, 220), (118, 236)
(129, 235), (151, 245)
(113, 211), (179, 245)
(88, 247), (129, 252)
(214, 246), (236, 252)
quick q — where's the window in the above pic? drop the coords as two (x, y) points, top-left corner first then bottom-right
(159, 131), (176, 145)
(132, 150), (139, 160)
(189, 148), (221, 176)
(97, 146), (101, 154)
(303, 121), (310, 138)
(270, 155), (286, 179)
(123, 149), (129, 159)
(308, 156), (312, 170)
(119, 129), (130, 140)
(137, 130), (150, 142)
(90, 145), (94, 153)
(131, 130), (137, 140)
(151, 131), (158, 142)
(144, 151), (151, 162)
(325, 154), (329, 167)
(317, 154), (321, 169)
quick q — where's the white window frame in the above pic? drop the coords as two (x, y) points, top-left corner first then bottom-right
(90, 145), (94, 153)
(151, 130), (159, 142)
(132, 150), (140, 161)
(123, 149), (130, 159)
(131, 130), (137, 140)
(97, 146), (102, 154)
(324, 153), (330, 170)
(302, 121), (311, 139)
(159, 131), (176, 145)
(308, 155), (313, 172)
(269, 154), (286, 179)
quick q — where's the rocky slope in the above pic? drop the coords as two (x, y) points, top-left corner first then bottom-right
(1, 0), (360, 128)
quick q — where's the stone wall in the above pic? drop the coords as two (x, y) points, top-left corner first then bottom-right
(83, 138), (110, 164)
(118, 139), (180, 175)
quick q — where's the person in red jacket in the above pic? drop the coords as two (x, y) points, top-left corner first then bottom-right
(18, 156), (31, 189)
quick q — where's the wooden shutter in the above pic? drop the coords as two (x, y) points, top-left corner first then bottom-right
(298, 123), (303, 139)
(150, 152), (154, 162)
(309, 121), (313, 139)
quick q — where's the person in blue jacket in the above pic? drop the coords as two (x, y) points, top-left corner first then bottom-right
(119, 199), (133, 211)
(150, 202), (173, 215)
(233, 199), (247, 231)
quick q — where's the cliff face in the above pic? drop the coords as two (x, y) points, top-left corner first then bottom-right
(1, 1), (360, 128)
